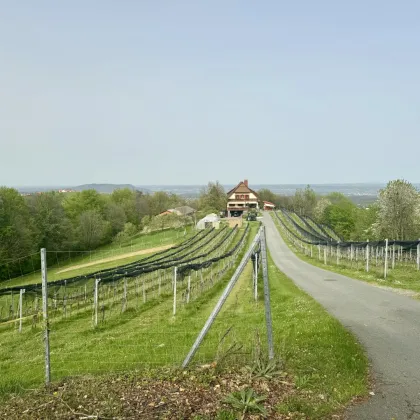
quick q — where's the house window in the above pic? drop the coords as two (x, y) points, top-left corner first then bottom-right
(245, 195), (249, 200)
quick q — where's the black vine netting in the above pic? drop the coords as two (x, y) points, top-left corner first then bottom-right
(0, 224), (250, 297)
(275, 210), (420, 250)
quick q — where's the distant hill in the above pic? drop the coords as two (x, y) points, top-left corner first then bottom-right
(73, 184), (138, 193)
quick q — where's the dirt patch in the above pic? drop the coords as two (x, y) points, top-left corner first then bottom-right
(0, 367), (308, 419)
(56, 244), (174, 274)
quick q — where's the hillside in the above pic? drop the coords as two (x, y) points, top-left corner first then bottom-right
(73, 183), (138, 193)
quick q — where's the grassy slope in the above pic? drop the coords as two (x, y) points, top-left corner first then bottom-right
(0, 227), (192, 289)
(0, 222), (368, 419)
(272, 213), (420, 295)
(268, 254), (368, 417)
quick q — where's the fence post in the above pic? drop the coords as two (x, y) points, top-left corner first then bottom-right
(261, 226), (274, 360)
(384, 239), (389, 279)
(324, 246), (327, 265)
(366, 240), (370, 273)
(182, 228), (262, 368)
(254, 252), (258, 302)
(187, 274), (191, 304)
(392, 242), (396, 270)
(19, 288), (25, 333)
(41, 248), (51, 385)
(173, 267), (177, 316)
(417, 240), (420, 271)
(122, 279), (127, 312)
(94, 278), (100, 327)
(336, 245), (340, 265)
(158, 270), (161, 296)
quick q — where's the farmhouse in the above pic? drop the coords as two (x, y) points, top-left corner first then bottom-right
(226, 179), (259, 217)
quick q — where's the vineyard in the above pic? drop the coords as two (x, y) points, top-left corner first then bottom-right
(272, 209), (420, 290)
(0, 222), (264, 397)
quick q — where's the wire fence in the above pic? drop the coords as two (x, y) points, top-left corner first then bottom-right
(0, 223), (274, 397)
(274, 210), (420, 279)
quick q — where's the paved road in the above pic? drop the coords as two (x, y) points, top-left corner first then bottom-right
(263, 213), (420, 420)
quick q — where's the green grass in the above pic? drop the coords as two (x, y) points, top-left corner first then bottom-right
(0, 227), (193, 289)
(272, 212), (420, 295)
(267, 254), (368, 417)
(0, 224), (255, 399)
(0, 221), (368, 419)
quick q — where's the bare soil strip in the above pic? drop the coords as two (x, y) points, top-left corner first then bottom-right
(56, 244), (174, 274)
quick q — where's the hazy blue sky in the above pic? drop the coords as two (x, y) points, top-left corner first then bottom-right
(1, 1), (419, 186)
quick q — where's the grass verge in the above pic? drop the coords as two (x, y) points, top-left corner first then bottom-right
(272, 213), (420, 296)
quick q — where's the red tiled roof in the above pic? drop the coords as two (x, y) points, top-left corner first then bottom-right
(227, 181), (259, 198)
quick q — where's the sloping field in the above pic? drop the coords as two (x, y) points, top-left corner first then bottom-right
(56, 244), (174, 274)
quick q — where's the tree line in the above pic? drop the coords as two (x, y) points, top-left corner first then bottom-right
(0, 187), (194, 279)
(1, 179), (418, 280)
(258, 180), (420, 241)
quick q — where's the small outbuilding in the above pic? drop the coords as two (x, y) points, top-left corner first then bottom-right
(196, 213), (220, 230)
(263, 201), (276, 211)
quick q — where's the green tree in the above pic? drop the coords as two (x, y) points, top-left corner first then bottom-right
(313, 197), (331, 223)
(374, 179), (420, 240)
(148, 191), (184, 216)
(258, 188), (277, 204)
(352, 204), (379, 240)
(27, 192), (74, 250)
(110, 188), (138, 225)
(199, 181), (227, 213)
(104, 202), (127, 235)
(113, 222), (138, 245)
(293, 185), (317, 216)
(322, 193), (357, 240)
(63, 190), (106, 221)
(0, 187), (35, 262)
(77, 210), (110, 249)
(135, 191), (151, 220)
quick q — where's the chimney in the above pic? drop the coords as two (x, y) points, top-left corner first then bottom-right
(244, 179), (248, 187)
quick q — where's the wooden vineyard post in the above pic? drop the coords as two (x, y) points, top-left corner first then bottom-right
(384, 239), (389, 279)
(41, 248), (51, 385)
(324, 246), (327, 265)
